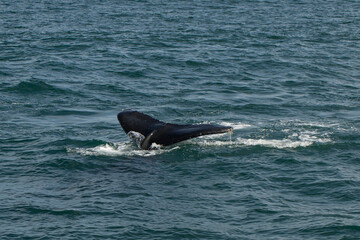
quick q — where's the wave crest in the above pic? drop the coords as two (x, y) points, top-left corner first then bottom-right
(6, 80), (65, 94)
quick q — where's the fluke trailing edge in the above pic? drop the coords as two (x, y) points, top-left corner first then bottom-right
(117, 109), (233, 150)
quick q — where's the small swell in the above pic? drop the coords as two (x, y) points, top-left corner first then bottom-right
(112, 69), (147, 78)
(23, 206), (82, 216)
(6, 80), (65, 94)
(45, 158), (103, 170)
(0, 70), (13, 77)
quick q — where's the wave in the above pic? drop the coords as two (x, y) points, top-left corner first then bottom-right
(6, 80), (65, 94)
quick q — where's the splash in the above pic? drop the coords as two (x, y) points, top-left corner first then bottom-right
(67, 142), (179, 157)
(127, 131), (145, 148)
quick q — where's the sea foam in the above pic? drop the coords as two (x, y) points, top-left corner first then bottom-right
(67, 142), (179, 157)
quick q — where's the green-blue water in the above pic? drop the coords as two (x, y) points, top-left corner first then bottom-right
(1, 0), (360, 239)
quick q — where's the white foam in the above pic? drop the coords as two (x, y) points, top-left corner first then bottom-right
(219, 121), (253, 130)
(235, 137), (313, 148)
(149, 142), (163, 150)
(197, 130), (331, 149)
(198, 140), (238, 147)
(67, 142), (179, 157)
(282, 120), (340, 129)
(199, 121), (252, 130)
(198, 137), (315, 149)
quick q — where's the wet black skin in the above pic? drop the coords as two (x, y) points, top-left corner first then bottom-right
(117, 109), (233, 150)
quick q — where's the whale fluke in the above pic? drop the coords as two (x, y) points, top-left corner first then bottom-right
(117, 109), (233, 150)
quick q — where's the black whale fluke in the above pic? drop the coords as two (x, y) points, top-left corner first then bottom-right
(117, 109), (233, 150)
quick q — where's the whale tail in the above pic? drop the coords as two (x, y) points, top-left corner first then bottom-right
(117, 110), (233, 150)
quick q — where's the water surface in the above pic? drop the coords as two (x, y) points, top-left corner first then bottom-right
(1, 0), (360, 239)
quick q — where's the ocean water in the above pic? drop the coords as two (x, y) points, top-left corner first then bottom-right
(1, 0), (360, 239)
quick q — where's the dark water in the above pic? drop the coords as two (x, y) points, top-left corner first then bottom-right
(1, 0), (360, 239)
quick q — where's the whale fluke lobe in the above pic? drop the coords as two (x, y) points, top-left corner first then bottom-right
(117, 109), (233, 150)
